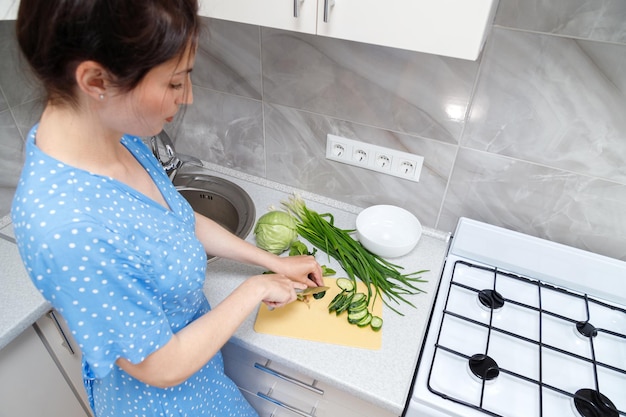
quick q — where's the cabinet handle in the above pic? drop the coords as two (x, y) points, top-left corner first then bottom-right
(293, 0), (299, 17)
(323, 0), (335, 22)
(254, 362), (324, 395)
(47, 310), (76, 355)
(257, 391), (316, 417)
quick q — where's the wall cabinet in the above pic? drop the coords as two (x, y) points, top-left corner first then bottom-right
(222, 341), (397, 417)
(198, 0), (499, 60)
(199, 0), (318, 34)
(0, 0), (17, 20)
(0, 320), (90, 417)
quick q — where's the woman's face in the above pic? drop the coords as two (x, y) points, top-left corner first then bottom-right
(106, 45), (195, 137)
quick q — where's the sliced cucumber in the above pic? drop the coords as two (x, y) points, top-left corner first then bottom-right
(336, 278), (354, 292)
(335, 293), (354, 315)
(370, 316), (383, 332)
(356, 313), (372, 327)
(327, 292), (345, 313)
(348, 308), (369, 324)
(349, 297), (368, 312)
(349, 292), (366, 305)
(328, 279), (380, 331)
(313, 290), (327, 300)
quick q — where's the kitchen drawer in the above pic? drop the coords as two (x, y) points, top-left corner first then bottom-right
(222, 341), (397, 417)
(240, 386), (377, 417)
(240, 386), (315, 417)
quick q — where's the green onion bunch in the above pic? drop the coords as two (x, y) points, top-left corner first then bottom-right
(282, 195), (427, 315)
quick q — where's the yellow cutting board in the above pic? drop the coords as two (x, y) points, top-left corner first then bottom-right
(254, 278), (383, 350)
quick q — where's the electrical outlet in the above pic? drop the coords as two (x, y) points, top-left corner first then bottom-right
(325, 134), (424, 182)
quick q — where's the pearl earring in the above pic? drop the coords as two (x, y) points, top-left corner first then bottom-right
(99, 94), (105, 100)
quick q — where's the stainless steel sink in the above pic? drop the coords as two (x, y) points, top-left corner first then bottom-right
(173, 173), (256, 262)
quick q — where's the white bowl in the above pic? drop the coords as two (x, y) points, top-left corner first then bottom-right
(355, 205), (422, 258)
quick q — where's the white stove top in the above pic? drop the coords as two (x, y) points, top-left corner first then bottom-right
(407, 218), (626, 417)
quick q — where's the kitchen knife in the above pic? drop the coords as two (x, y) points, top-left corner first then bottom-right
(266, 285), (331, 311)
(296, 286), (330, 296)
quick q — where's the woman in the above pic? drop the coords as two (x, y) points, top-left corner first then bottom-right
(10, 1), (323, 416)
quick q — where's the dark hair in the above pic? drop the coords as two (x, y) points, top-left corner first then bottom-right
(16, 0), (200, 107)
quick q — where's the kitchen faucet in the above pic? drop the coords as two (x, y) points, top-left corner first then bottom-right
(149, 130), (202, 180)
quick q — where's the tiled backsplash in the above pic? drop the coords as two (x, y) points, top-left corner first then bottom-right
(1, 0), (625, 261)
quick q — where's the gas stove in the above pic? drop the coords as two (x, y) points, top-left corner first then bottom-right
(405, 218), (626, 417)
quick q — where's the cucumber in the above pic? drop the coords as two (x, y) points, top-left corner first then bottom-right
(313, 290), (327, 299)
(335, 293), (354, 315)
(356, 313), (372, 327)
(328, 279), (381, 331)
(327, 292), (345, 313)
(336, 278), (354, 292)
(370, 316), (383, 332)
(348, 294), (368, 312)
(348, 308), (369, 324)
(349, 292), (366, 305)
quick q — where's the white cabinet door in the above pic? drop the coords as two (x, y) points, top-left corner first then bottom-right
(199, 0), (317, 34)
(199, 0), (497, 60)
(0, 0), (18, 20)
(37, 312), (93, 416)
(316, 0), (497, 60)
(0, 326), (89, 417)
(222, 342), (398, 417)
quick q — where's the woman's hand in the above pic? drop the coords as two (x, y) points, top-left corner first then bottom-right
(269, 255), (324, 287)
(193, 212), (324, 286)
(250, 273), (307, 309)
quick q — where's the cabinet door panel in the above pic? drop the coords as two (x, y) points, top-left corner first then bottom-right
(240, 388), (308, 417)
(316, 0), (497, 59)
(199, 0), (317, 34)
(37, 312), (93, 415)
(222, 342), (398, 417)
(0, 326), (88, 417)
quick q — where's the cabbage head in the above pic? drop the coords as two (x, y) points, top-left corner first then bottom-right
(254, 211), (298, 254)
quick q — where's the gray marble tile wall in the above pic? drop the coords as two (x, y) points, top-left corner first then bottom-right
(1, 0), (625, 261)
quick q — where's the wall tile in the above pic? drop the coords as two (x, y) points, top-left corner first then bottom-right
(193, 18), (262, 100)
(0, 21), (42, 108)
(0, 109), (24, 216)
(463, 28), (626, 183)
(495, 0), (626, 44)
(440, 148), (626, 260)
(264, 103), (456, 228)
(173, 86), (265, 177)
(11, 99), (43, 140)
(0, 84), (7, 113)
(261, 28), (479, 145)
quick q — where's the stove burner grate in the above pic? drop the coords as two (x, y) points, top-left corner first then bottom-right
(574, 388), (618, 417)
(426, 260), (626, 417)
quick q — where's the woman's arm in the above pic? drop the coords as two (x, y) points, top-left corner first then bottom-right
(117, 271), (304, 387)
(116, 212), (323, 387)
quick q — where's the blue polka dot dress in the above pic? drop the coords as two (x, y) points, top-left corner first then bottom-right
(11, 125), (259, 417)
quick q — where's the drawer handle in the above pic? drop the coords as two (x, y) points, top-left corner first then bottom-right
(254, 362), (324, 395)
(257, 391), (316, 417)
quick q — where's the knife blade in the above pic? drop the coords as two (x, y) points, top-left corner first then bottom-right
(296, 286), (330, 296)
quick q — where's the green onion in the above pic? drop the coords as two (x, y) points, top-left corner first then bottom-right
(282, 195), (427, 315)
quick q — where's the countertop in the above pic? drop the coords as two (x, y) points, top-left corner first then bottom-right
(0, 217), (51, 350)
(0, 163), (450, 415)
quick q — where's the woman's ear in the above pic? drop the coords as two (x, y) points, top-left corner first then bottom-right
(74, 61), (111, 101)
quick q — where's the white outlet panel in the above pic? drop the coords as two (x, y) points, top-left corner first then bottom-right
(325, 134), (424, 182)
